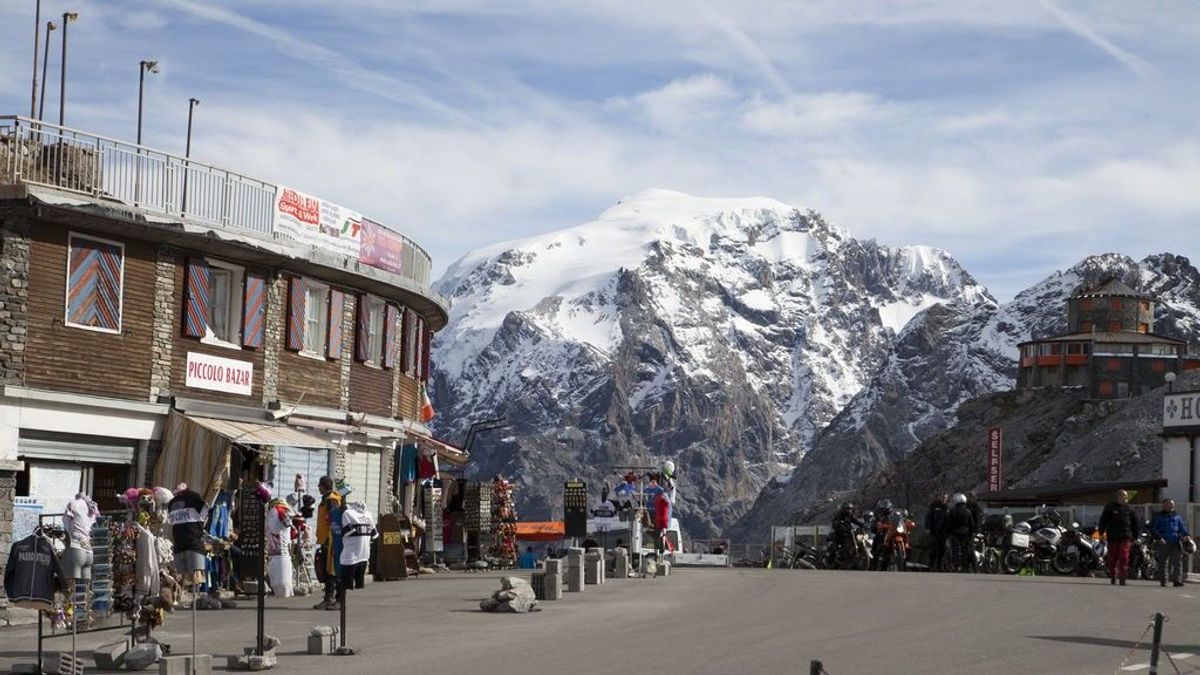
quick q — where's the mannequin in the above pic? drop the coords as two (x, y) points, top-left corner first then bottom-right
(167, 484), (209, 674)
(61, 494), (97, 675)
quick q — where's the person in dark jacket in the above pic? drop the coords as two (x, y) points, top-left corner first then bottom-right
(1149, 499), (1190, 587)
(924, 493), (949, 572)
(946, 493), (976, 573)
(966, 492), (985, 533)
(1099, 489), (1140, 585)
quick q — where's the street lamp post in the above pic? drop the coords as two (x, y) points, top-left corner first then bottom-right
(1165, 371), (1177, 394)
(30, 0), (41, 118)
(136, 60), (159, 145)
(57, 11), (77, 126)
(182, 98), (200, 214)
(38, 21), (56, 120)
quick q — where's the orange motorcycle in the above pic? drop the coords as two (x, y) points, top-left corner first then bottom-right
(883, 510), (916, 572)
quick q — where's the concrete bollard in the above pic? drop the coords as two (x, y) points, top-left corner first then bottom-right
(565, 565), (584, 592)
(544, 558), (564, 578)
(93, 640), (129, 670)
(159, 654), (212, 675)
(614, 548), (630, 579)
(543, 574), (563, 600)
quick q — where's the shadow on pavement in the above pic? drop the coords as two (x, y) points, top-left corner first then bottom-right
(1030, 635), (1200, 652)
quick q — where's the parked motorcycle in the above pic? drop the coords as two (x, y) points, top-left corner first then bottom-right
(883, 510), (915, 572)
(1129, 530), (1160, 580)
(1004, 506), (1072, 574)
(1054, 521), (1105, 576)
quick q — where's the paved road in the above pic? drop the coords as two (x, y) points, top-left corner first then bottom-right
(2, 569), (1197, 674)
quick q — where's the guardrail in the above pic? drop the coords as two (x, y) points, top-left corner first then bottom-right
(0, 115), (433, 289)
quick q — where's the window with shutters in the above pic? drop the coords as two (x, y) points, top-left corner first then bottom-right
(366, 296), (385, 366)
(65, 233), (124, 333)
(301, 281), (329, 358)
(404, 308), (419, 375)
(1098, 381), (1113, 396)
(204, 259), (244, 347)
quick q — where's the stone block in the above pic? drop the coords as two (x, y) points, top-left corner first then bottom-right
(565, 566), (584, 592)
(543, 559), (563, 577)
(307, 635), (326, 655)
(542, 574), (563, 600)
(124, 643), (162, 670)
(158, 654), (212, 675)
(585, 559), (603, 585)
(93, 640), (128, 670)
(660, 561), (671, 577)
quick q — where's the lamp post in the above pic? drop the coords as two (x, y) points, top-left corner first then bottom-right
(38, 21), (56, 120)
(30, 0), (41, 118)
(1165, 371), (1177, 394)
(58, 11), (77, 126)
(137, 60), (159, 145)
(182, 98), (199, 214)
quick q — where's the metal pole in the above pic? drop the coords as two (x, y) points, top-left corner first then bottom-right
(137, 64), (145, 145)
(256, 571), (265, 656)
(810, 659), (824, 675)
(58, 12), (72, 126)
(38, 21), (54, 121)
(1149, 612), (1164, 675)
(183, 98), (198, 214)
(30, 0), (41, 118)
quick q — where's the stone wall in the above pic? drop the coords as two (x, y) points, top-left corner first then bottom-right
(0, 471), (15, 608)
(339, 293), (354, 410)
(261, 274), (284, 406)
(0, 218), (30, 387)
(149, 245), (176, 400)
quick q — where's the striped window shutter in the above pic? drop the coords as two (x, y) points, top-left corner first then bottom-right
(242, 273), (265, 348)
(399, 306), (413, 373)
(182, 258), (211, 338)
(355, 294), (370, 362)
(66, 236), (124, 331)
(420, 319), (432, 381)
(286, 277), (305, 351)
(383, 304), (399, 369)
(328, 289), (345, 359)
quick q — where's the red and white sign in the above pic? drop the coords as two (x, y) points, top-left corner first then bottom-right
(186, 352), (253, 396)
(274, 185), (362, 259)
(987, 427), (1003, 492)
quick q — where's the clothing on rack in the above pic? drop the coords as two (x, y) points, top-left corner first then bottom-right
(399, 443), (419, 483)
(3, 533), (64, 610)
(135, 524), (160, 597)
(339, 503), (378, 567)
(167, 489), (209, 554)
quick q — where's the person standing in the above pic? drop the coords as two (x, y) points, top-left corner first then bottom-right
(312, 476), (344, 610)
(925, 493), (949, 572)
(1149, 499), (1190, 588)
(945, 494), (976, 573)
(1099, 489), (1140, 586)
(966, 492), (984, 534)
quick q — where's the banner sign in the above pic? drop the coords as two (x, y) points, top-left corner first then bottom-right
(564, 481), (588, 538)
(1163, 391), (1200, 429)
(186, 351), (253, 396)
(274, 186), (362, 259)
(359, 218), (407, 276)
(987, 427), (1003, 492)
(238, 488), (265, 580)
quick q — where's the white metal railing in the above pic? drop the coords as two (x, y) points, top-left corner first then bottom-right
(0, 115), (434, 290)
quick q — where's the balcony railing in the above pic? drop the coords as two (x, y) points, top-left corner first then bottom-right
(0, 115), (433, 290)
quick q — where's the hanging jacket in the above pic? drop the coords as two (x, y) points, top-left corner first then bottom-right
(3, 535), (63, 610)
(1149, 511), (1190, 544)
(135, 524), (160, 597)
(340, 504), (377, 567)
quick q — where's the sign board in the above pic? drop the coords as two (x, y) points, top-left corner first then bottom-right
(274, 186), (362, 259)
(186, 351), (253, 396)
(359, 218), (407, 276)
(237, 488), (265, 580)
(564, 480), (588, 538)
(987, 427), (1003, 493)
(1163, 391), (1200, 429)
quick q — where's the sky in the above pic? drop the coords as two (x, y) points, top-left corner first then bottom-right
(0, 0), (1197, 300)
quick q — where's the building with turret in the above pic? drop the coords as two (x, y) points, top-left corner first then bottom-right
(1017, 278), (1200, 398)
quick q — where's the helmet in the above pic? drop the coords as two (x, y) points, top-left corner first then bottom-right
(876, 499), (892, 511)
(951, 493), (967, 505)
(662, 460), (676, 478)
(1183, 537), (1197, 555)
(839, 501), (855, 514)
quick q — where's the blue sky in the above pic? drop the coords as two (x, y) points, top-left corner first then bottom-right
(1, 1), (1197, 300)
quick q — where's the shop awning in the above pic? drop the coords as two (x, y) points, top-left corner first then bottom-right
(515, 521), (565, 542)
(154, 412), (331, 502)
(187, 416), (332, 449)
(413, 435), (470, 465)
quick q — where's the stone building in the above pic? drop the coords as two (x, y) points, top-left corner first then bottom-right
(0, 116), (463, 602)
(1017, 278), (1200, 398)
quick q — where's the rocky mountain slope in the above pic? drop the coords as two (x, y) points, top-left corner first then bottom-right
(732, 253), (1200, 542)
(431, 189), (990, 536)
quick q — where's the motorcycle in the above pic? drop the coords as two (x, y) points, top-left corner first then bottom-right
(1004, 506), (1072, 574)
(1054, 522), (1105, 576)
(825, 526), (873, 570)
(1128, 530), (1160, 580)
(883, 511), (915, 572)
(981, 513), (1014, 574)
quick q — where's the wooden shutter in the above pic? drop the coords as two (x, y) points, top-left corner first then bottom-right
(355, 294), (370, 362)
(328, 289), (345, 359)
(420, 319), (432, 381)
(383, 304), (399, 369)
(286, 277), (305, 352)
(399, 306), (413, 373)
(182, 258), (211, 338)
(242, 272), (265, 348)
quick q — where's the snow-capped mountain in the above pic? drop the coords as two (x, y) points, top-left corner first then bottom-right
(731, 252), (1200, 542)
(432, 189), (991, 536)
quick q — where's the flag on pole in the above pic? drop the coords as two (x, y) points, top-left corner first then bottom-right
(419, 382), (435, 423)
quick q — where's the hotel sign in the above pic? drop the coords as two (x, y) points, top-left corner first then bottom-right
(186, 351), (253, 396)
(1163, 391), (1200, 429)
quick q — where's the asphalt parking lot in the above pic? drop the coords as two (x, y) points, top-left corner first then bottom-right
(2, 568), (1196, 674)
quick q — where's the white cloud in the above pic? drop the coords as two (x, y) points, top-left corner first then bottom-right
(741, 91), (894, 136)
